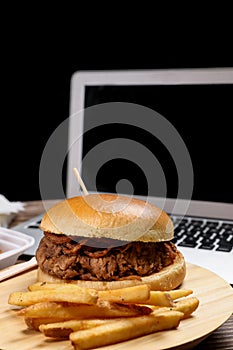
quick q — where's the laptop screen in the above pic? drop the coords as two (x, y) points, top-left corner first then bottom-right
(82, 83), (232, 204)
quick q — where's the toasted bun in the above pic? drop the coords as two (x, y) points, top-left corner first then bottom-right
(37, 250), (185, 291)
(40, 194), (174, 243)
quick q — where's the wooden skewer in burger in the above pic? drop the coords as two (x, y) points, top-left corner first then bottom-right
(36, 169), (186, 291)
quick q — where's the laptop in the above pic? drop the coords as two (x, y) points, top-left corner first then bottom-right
(13, 68), (233, 284)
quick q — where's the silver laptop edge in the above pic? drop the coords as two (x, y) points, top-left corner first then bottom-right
(67, 68), (233, 220)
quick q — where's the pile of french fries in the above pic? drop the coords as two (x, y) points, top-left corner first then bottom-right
(8, 282), (199, 350)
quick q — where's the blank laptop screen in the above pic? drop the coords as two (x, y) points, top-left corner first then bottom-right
(82, 83), (232, 204)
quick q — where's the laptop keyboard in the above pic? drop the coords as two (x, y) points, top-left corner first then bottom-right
(171, 215), (233, 253)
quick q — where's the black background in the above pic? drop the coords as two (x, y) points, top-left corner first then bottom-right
(1, 18), (232, 201)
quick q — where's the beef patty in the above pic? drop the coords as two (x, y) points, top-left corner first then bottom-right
(36, 232), (177, 281)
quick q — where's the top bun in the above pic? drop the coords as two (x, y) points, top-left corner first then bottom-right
(40, 194), (174, 243)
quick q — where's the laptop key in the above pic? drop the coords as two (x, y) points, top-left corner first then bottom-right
(206, 221), (219, 227)
(222, 230), (233, 236)
(199, 244), (215, 250)
(221, 224), (233, 230)
(216, 242), (232, 252)
(190, 220), (203, 227)
(202, 231), (214, 239)
(185, 229), (199, 237)
(180, 219), (188, 224)
(199, 238), (215, 250)
(207, 228), (221, 235)
(178, 241), (198, 248)
(176, 224), (188, 231)
(178, 236), (198, 248)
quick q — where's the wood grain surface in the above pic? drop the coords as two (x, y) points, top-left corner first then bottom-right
(1, 263), (233, 350)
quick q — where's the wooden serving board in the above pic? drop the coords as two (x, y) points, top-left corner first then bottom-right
(1, 263), (233, 350)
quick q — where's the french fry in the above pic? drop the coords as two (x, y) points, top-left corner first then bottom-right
(29, 283), (151, 304)
(167, 289), (193, 300)
(99, 284), (150, 303)
(172, 297), (199, 318)
(39, 319), (113, 339)
(148, 305), (172, 313)
(8, 287), (98, 306)
(70, 311), (183, 350)
(145, 289), (193, 306)
(146, 297), (199, 319)
(17, 300), (152, 319)
(9, 278), (200, 349)
(145, 291), (174, 306)
(28, 282), (86, 292)
(25, 317), (69, 331)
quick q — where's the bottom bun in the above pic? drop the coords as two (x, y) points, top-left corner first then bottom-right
(37, 251), (186, 291)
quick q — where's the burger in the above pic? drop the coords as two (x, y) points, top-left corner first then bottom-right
(36, 194), (185, 291)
